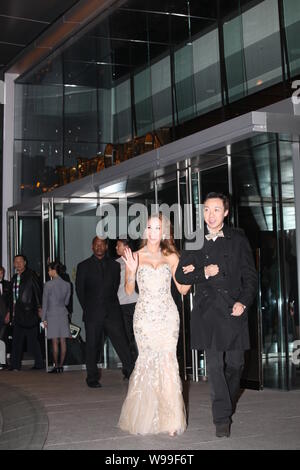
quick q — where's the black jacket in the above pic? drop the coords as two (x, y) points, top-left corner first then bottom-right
(0, 295), (6, 329)
(75, 254), (121, 323)
(11, 269), (42, 328)
(0, 279), (12, 313)
(0, 279), (12, 327)
(175, 225), (258, 351)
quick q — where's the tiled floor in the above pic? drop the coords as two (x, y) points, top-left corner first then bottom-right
(0, 368), (300, 450)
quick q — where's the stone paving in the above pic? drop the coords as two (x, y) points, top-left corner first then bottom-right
(0, 368), (300, 450)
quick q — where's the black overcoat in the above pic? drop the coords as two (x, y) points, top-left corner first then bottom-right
(11, 269), (42, 328)
(175, 226), (258, 351)
(75, 254), (121, 324)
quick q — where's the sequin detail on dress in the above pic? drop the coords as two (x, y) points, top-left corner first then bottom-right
(118, 263), (186, 435)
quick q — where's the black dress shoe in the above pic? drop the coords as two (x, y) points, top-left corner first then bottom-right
(216, 423), (231, 438)
(87, 381), (102, 388)
(122, 367), (132, 380)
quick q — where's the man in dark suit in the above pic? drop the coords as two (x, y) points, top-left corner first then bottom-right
(175, 192), (257, 438)
(76, 236), (133, 388)
(0, 267), (12, 316)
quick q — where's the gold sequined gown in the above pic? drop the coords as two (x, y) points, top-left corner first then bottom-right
(118, 263), (186, 435)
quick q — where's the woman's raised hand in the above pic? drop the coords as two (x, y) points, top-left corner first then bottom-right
(122, 247), (138, 273)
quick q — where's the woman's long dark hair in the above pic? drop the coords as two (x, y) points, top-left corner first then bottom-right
(140, 212), (179, 256)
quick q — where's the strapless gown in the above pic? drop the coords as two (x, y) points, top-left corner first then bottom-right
(118, 263), (186, 435)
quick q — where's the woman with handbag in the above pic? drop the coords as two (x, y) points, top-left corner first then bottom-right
(42, 261), (71, 373)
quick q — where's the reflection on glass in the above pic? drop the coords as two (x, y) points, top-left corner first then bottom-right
(175, 44), (197, 123)
(231, 135), (299, 389)
(13, 140), (63, 203)
(224, 0), (281, 101)
(283, 0), (300, 76)
(14, 83), (63, 141)
(19, 217), (42, 276)
(13, 0), (290, 204)
(134, 62), (154, 136)
(64, 86), (98, 144)
(114, 79), (132, 143)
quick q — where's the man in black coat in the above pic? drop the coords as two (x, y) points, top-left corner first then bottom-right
(175, 192), (257, 438)
(0, 266), (12, 316)
(76, 236), (133, 388)
(0, 266), (12, 367)
(10, 255), (43, 371)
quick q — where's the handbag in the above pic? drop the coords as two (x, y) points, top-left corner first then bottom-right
(69, 322), (81, 339)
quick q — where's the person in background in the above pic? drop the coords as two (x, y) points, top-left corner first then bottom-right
(42, 261), (71, 373)
(0, 266), (12, 368)
(0, 296), (8, 369)
(60, 264), (73, 322)
(76, 237), (133, 388)
(0, 266), (12, 317)
(10, 255), (43, 371)
(116, 238), (138, 365)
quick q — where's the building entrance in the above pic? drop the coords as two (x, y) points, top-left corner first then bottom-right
(6, 111), (300, 390)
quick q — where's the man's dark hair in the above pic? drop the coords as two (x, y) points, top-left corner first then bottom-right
(14, 254), (28, 264)
(203, 192), (229, 211)
(0, 266), (5, 273)
(92, 236), (108, 245)
(117, 238), (130, 247)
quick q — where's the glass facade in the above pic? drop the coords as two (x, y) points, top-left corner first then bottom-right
(223, 0), (282, 100)
(12, 0), (300, 204)
(283, 0), (300, 76)
(230, 134), (299, 388)
(6, 0), (300, 389)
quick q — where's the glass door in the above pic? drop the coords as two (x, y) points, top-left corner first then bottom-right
(151, 150), (264, 389)
(185, 159), (231, 383)
(41, 193), (157, 372)
(42, 197), (102, 371)
(7, 210), (18, 279)
(230, 134), (300, 389)
(153, 156), (231, 383)
(177, 163), (204, 382)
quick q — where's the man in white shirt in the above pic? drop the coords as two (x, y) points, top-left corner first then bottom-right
(116, 238), (138, 364)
